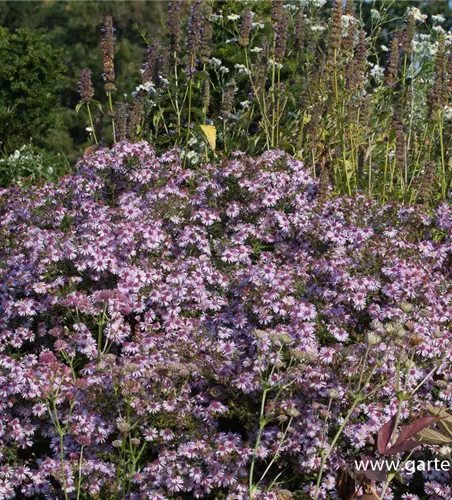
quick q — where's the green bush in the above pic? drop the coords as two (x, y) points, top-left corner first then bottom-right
(0, 1), (166, 160)
(0, 27), (65, 153)
(0, 144), (68, 187)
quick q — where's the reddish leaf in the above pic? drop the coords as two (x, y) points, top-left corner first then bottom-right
(377, 414), (397, 454)
(392, 417), (439, 448)
(384, 439), (422, 456)
(354, 456), (389, 481)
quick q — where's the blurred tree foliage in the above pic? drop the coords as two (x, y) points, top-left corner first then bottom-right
(0, 0), (165, 159)
(0, 27), (65, 153)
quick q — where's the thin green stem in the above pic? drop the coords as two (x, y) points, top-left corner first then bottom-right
(86, 104), (98, 145)
(108, 92), (116, 143)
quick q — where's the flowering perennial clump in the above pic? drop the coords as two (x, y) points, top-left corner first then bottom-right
(0, 142), (451, 498)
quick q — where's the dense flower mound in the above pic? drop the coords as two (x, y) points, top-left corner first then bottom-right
(0, 142), (451, 499)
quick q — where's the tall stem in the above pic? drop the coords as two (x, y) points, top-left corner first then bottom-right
(108, 92), (116, 143)
(86, 104), (98, 145)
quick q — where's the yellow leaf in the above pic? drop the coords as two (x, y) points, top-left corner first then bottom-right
(200, 125), (216, 151)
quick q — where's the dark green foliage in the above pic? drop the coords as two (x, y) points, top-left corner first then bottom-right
(0, 1), (166, 159)
(0, 27), (65, 153)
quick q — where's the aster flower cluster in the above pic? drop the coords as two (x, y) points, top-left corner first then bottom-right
(0, 143), (451, 499)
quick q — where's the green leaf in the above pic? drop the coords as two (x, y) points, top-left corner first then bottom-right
(91, 100), (103, 112)
(75, 102), (85, 115)
(193, 70), (210, 81)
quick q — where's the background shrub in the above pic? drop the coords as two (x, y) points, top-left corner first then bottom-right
(0, 28), (65, 153)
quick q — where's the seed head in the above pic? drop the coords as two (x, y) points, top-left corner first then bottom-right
(78, 68), (94, 103)
(239, 8), (253, 47)
(273, 4), (289, 62)
(385, 34), (400, 87)
(295, 11), (306, 52)
(186, 0), (203, 78)
(114, 102), (128, 142)
(199, 2), (213, 64)
(329, 0), (343, 53)
(167, 0), (182, 63)
(142, 39), (160, 84)
(221, 79), (236, 119)
(403, 13), (416, 56)
(102, 16), (116, 93)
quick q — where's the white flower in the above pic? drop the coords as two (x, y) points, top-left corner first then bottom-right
(210, 57), (222, 67)
(381, 45), (389, 52)
(234, 63), (251, 75)
(219, 66), (230, 74)
(227, 14), (240, 21)
(252, 22), (265, 30)
(342, 14), (357, 27)
(432, 14), (446, 24)
(226, 37), (238, 44)
(85, 127), (93, 133)
(370, 9), (381, 21)
(186, 150), (199, 164)
(444, 106), (452, 120)
(268, 59), (283, 69)
(211, 13), (222, 21)
(439, 445), (452, 456)
(250, 47), (263, 53)
(134, 81), (157, 95)
(407, 7), (427, 22)
(433, 25), (445, 34)
(240, 100), (251, 109)
(311, 25), (326, 32)
(369, 64), (384, 83)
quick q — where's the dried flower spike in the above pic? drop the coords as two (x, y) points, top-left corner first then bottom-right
(102, 16), (117, 93)
(78, 68), (94, 103)
(385, 34), (400, 87)
(239, 8), (253, 47)
(167, 0), (182, 62)
(186, 0), (203, 78)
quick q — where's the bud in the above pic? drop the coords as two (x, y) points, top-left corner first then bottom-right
(328, 389), (339, 399)
(117, 422), (131, 433)
(404, 359), (415, 369)
(280, 333), (293, 345)
(287, 408), (300, 418)
(400, 301), (413, 313)
(366, 331), (381, 346)
(370, 319), (383, 330)
(254, 329), (267, 340)
(385, 323), (396, 334)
